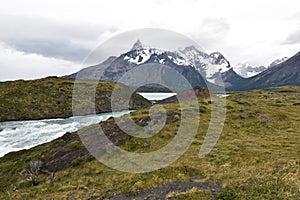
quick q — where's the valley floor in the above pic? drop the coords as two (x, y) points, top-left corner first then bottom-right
(0, 86), (299, 199)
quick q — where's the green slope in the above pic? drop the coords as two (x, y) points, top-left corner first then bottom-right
(0, 77), (151, 122)
(0, 86), (299, 199)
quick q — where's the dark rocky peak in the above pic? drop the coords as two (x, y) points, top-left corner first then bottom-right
(131, 39), (143, 51)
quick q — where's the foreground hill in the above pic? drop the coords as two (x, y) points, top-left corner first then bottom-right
(0, 77), (151, 122)
(0, 86), (299, 199)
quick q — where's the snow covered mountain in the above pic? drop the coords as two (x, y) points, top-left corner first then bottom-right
(120, 40), (233, 85)
(65, 40), (238, 89)
(233, 57), (289, 78)
(233, 63), (267, 78)
(64, 40), (299, 91)
(100, 41), (209, 89)
(229, 52), (300, 90)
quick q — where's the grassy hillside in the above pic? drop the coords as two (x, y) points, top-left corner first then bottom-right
(0, 77), (151, 122)
(0, 86), (299, 199)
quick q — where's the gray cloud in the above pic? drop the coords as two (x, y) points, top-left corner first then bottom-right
(4, 38), (91, 62)
(0, 14), (118, 62)
(281, 13), (300, 45)
(187, 18), (231, 50)
(282, 29), (300, 44)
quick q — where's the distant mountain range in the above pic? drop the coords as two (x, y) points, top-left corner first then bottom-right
(233, 57), (289, 78)
(229, 52), (300, 90)
(64, 40), (299, 91)
(233, 63), (268, 78)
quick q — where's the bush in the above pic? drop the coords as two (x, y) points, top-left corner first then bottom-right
(26, 160), (43, 186)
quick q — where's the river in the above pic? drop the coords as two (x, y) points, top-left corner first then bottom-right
(0, 93), (174, 157)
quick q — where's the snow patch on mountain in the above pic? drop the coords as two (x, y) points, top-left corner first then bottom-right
(124, 49), (152, 64)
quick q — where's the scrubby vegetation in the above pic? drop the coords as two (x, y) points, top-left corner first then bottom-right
(0, 77), (151, 121)
(0, 86), (299, 199)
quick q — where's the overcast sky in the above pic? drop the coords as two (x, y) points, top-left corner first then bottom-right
(0, 0), (299, 81)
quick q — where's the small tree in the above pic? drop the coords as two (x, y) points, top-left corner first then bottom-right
(26, 160), (43, 186)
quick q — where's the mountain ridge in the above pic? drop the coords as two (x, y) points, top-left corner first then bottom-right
(64, 40), (238, 90)
(63, 40), (299, 91)
(228, 51), (300, 90)
(233, 57), (289, 78)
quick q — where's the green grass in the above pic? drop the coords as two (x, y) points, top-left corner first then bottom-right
(0, 77), (150, 121)
(0, 86), (299, 199)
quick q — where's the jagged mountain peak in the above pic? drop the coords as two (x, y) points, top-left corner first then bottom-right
(131, 39), (143, 51)
(70, 40), (239, 87)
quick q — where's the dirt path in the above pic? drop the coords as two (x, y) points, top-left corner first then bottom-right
(106, 181), (222, 200)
